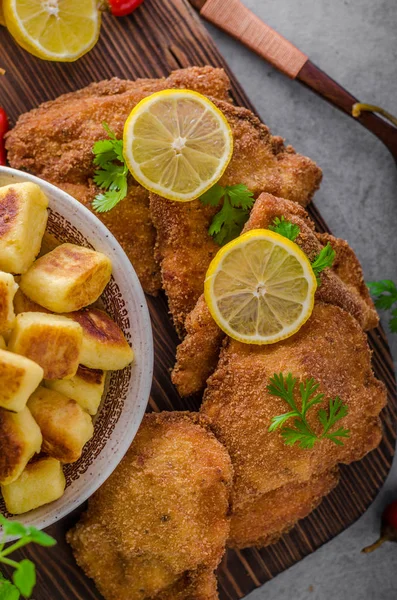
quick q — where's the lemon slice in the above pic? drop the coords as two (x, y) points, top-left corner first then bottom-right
(3, 0), (101, 62)
(123, 90), (233, 202)
(205, 229), (317, 344)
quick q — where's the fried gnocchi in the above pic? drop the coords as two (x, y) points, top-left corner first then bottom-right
(0, 179), (134, 516)
(1, 457), (66, 515)
(45, 365), (106, 416)
(0, 348), (43, 412)
(0, 407), (42, 485)
(0, 182), (48, 274)
(20, 243), (112, 313)
(28, 387), (94, 463)
(8, 312), (83, 380)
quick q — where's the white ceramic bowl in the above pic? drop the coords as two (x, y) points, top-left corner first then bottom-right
(0, 166), (153, 535)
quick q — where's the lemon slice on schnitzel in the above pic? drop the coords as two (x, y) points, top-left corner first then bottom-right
(205, 229), (317, 344)
(3, 0), (101, 62)
(123, 90), (233, 202)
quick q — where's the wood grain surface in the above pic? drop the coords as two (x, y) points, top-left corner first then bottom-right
(0, 1), (396, 598)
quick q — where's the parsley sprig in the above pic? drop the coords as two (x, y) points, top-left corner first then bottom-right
(92, 123), (128, 213)
(367, 279), (397, 333)
(0, 516), (56, 599)
(268, 216), (300, 242)
(268, 373), (350, 449)
(200, 183), (255, 245)
(311, 243), (336, 285)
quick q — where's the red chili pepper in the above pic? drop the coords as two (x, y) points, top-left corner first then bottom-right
(108, 0), (144, 17)
(0, 108), (9, 166)
(362, 499), (397, 553)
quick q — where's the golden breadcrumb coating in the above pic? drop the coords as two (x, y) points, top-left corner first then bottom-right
(228, 469), (339, 548)
(244, 193), (378, 330)
(151, 104), (322, 334)
(172, 193), (379, 397)
(216, 101), (322, 205)
(67, 412), (233, 600)
(316, 232), (379, 330)
(172, 294), (224, 397)
(5, 67), (231, 295)
(150, 195), (220, 335)
(201, 303), (386, 547)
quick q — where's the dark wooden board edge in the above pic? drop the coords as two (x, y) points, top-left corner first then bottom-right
(0, 1), (396, 598)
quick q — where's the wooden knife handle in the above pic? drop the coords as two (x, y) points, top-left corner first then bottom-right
(297, 60), (397, 150)
(200, 0), (308, 78)
(199, 0), (397, 155)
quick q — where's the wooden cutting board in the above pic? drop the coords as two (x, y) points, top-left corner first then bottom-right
(1, 2), (396, 598)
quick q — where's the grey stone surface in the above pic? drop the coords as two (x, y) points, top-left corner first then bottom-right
(203, 0), (397, 598)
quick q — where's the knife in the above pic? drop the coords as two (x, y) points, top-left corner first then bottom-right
(188, 0), (397, 163)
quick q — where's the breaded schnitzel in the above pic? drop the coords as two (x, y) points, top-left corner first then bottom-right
(151, 101), (322, 333)
(228, 469), (339, 548)
(172, 193), (378, 397)
(200, 303), (386, 548)
(5, 67), (231, 295)
(67, 412), (233, 600)
(244, 194), (378, 329)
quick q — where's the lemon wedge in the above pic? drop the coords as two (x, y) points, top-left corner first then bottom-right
(3, 0), (101, 62)
(123, 89), (233, 202)
(204, 229), (317, 344)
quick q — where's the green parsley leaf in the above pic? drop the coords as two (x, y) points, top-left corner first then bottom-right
(25, 528), (56, 548)
(367, 279), (397, 297)
(281, 421), (317, 449)
(200, 184), (225, 207)
(92, 122), (128, 213)
(209, 198), (249, 245)
(0, 517), (56, 599)
(92, 189), (126, 213)
(200, 183), (254, 245)
(267, 372), (297, 408)
(12, 561), (35, 597)
(268, 216), (300, 242)
(268, 411), (297, 433)
(226, 183), (255, 210)
(0, 519), (27, 540)
(367, 279), (397, 334)
(0, 579), (20, 600)
(323, 427), (350, 445)
(268, 372), (350, 449)
(311, 242), (336, 285)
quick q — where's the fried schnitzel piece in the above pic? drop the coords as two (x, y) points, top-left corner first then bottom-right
(160, 567), (218, 600)
(150, 196), (220, 333)
(6, 67), (231, 185)
(151, 103), (322, 333)
(5, 67), (231, 295)
(244, 194), (378, 329)
(317, 232), (378, 329)
(172, 295), (225, 398)
(228, 469), (339, 548)
(200, 303), (386, 547)
(172, 193), (378, 397)
(67, 412), (233, 600)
